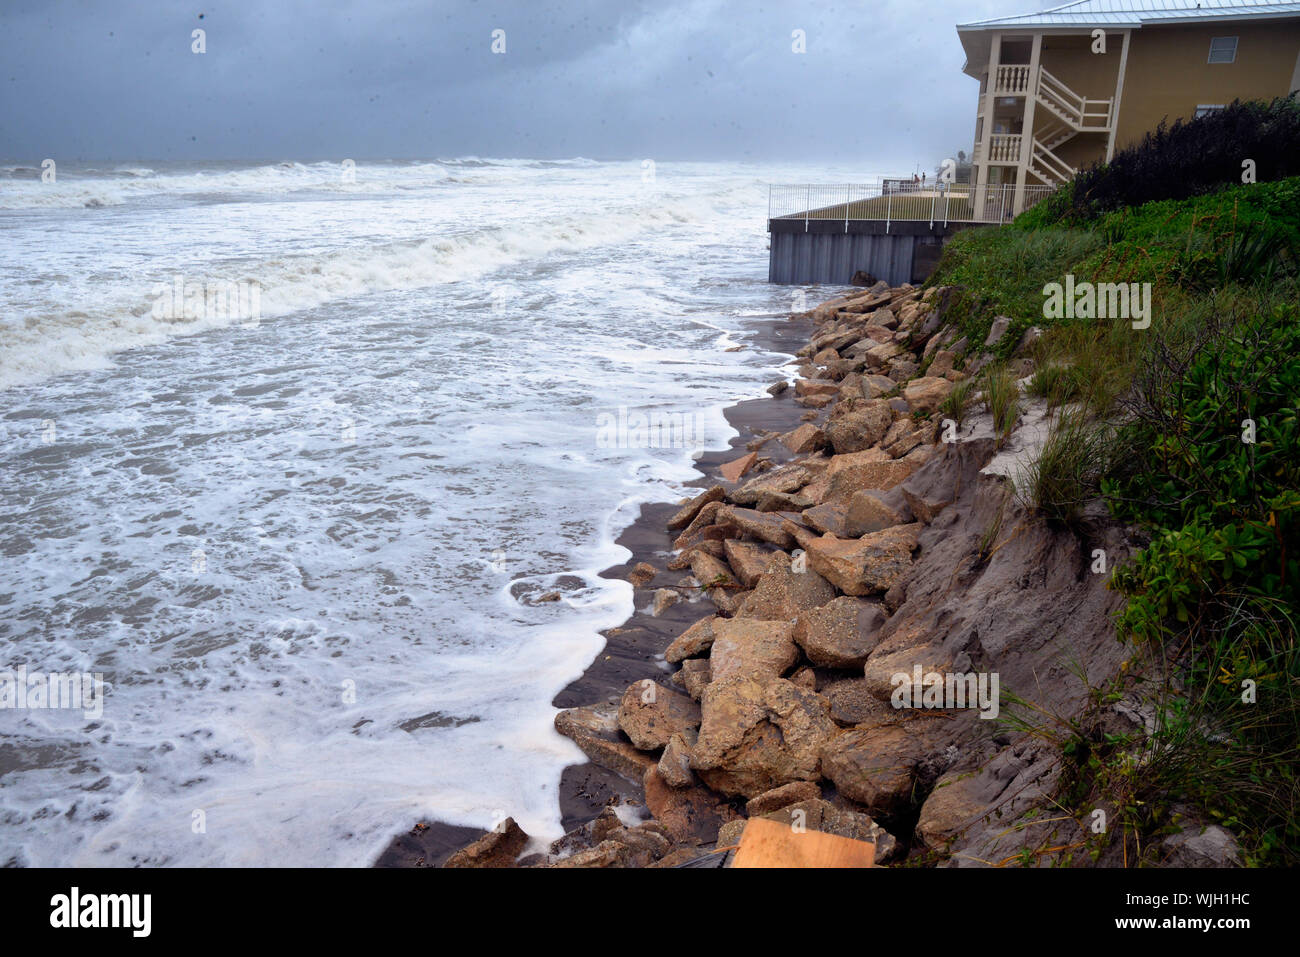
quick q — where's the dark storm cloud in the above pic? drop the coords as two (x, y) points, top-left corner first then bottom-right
(0, 0), (1010, 164)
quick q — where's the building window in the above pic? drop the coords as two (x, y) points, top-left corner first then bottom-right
(1195, 104), (1225, 119)
(1208, 36), (1238, 64)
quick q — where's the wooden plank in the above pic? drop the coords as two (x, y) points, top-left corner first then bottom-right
(731, 817), (877, 869)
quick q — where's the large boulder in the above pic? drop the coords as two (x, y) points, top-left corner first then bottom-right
(844, 490), (904, 535)
(804, 524), (921, 596)
(804, 449), (919, 506)
(744, 780), (822, 816)
(443, 818), (529, 868)
(734, 552), (836, 621)
(793, 596), (887, 669)
(555, 701), (659, 782)
(666, 485), (725, 531)
(643, 766), (740, 845)
(780, 423), (828, 454)
(617, 679), (702, 751)
(902, 376), (954, 415)
(665, 616), (718, 663)
(729, 462), (811, 507)
(722, 539), (780, 588)
(708, 618), (800, 682)
(717, 505), (798, 548)
(691, 674), (838, 798)
(825, 400), (894, 454)
(820, 725), (923, 817)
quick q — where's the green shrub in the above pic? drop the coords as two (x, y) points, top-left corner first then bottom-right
(1068, 95), (1300, 218)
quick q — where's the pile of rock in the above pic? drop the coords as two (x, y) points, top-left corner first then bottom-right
(449, 281), (1140, 868)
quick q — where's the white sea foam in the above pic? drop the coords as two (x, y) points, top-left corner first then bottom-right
(0, 158), (856, 866)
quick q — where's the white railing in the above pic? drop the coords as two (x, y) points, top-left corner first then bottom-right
(1031, 138), (1075, 184)
(1037, 67), (1112, 130)
(995, 64), (1032, 95)
(988, 133), (1023, 163)
(767, 181), (1058, 228)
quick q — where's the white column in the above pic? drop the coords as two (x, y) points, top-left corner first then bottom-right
(1014, 33), (1043, 215)
(977, 33), (1002, 212)
(1107, 30), (1132, 161)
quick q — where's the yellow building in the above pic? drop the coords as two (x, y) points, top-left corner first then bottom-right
(958, 0), (1300, 213)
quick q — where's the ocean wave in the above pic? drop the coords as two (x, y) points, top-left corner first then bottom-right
(0, 183), (755, 389)
(0, 160), (460, 209)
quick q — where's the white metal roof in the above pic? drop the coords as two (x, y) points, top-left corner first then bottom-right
(959, 0), (1300, 31)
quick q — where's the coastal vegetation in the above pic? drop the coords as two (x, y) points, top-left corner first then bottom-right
(927, 98), (1300, 866)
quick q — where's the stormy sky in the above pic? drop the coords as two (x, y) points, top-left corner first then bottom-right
(0, 0), (1013, 165)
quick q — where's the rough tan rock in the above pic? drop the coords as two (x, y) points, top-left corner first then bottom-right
(804, 448), (919, 505)
(677, 658), (711, 700)
(844, 489), (904, 536)
(672, 500), (725, 550)
(799, 501), (851, 537)
(658, 730), (697, 788)
(618, 679), (702, 751)
(643, 765), (740, 844)
(734, 552), (836, 621)
(719, 451), (758, 483)
(729, 462), (810, 506)
(794, 378), (840, 398)
(692, 674), (838, 798)
(717, 505), (797, 548)
(666, 615), (719, 663)
(860, 373), (899, 399)
(708, 618), (800, 682)
(861, 643), (955, 701)
(804, 524), (921, 596)
(549, 839), (632, 868)
(555, 701), (658, 782)
(915, 769), (987, 849)
(820, 677), (894, 726)
(651, 588), (681, 616)
(864, 341), (905, 370)
(779, 423), (827, 454)
(666, 485), (726, 531)
(721, 540), (779, 588)
(667, 540), (725, 570)
(903, 376), (954, 415)
(793, 596), (887, 669)
(744, 780), (822, 816)
(928, 350), (956, 378)
(820, 725), (922, 816)
(716, 818), (747, 848)
(627, 561), (658, 588)
(789, 666), (817, 691)
(754, 490), (814, 513)
(688, 549), (736, 589)
(443, 818), (529, 868)
(825, 399), (894, 454)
